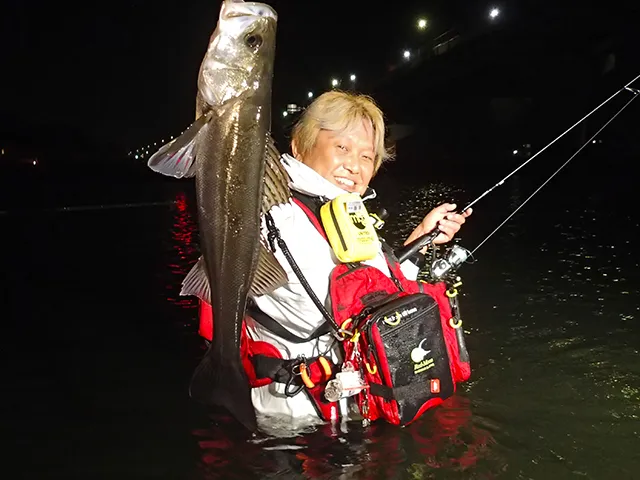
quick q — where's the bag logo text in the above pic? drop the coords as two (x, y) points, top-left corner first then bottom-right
(411, 338), (434, 374)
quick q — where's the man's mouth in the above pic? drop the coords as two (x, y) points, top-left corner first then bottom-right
(335, 177), (355, 189)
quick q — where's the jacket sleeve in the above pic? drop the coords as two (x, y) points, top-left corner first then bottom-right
(399, 259), (420, 281)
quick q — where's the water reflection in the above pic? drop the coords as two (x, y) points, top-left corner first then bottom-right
(181, 179), (640, 479)
(166, 191), (199, 312)
(193, 396), (501, 479)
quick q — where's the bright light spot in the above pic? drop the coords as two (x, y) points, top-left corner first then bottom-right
(403, 50), (411, 59)
(170, 135), (174, 139)
(513, 149), (518, 155)
(331, 78), (339, 87)
(32, 160), (37, 166)
(308, 91), (313, 98)
(489, 7), (500, 19)
(1, 148), (5, 155)
(282, 111), (288, 117)
(417, 18), (427, 29)
(592, 140), (597, 144)
(135, 154), (139, 159)
(350, 74), (356, 81)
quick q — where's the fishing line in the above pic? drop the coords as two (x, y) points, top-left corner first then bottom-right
(396, 72), (640, 264)
(471, 90), (639, 255)
(0, 200), (179, 215)
(460, 72), (640, 214)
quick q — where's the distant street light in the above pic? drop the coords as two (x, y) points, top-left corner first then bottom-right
(349, 74), (356, 82)
(403, 50), (411, 59)
(331, 78), (339, 87)
(282, 111), (288, 117)
(308, 91), (313, 99)
(489, 7), (500, 19)
(417, 18), (427, 30)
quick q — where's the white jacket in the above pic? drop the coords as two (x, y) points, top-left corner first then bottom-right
(247, 154), (419, 427)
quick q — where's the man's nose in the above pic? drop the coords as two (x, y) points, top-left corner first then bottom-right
(343, 152), (360, 173)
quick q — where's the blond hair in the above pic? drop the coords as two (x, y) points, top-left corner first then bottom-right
(291, 90), (393, 172)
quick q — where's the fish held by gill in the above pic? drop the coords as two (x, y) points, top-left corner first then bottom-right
(147, 0), (290, 432)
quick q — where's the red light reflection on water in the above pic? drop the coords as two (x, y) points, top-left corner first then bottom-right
(192, 395), (502, 478)
(166, 191), (199, 311)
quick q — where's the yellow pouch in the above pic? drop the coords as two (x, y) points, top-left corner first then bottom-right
(320, 193), (380, 263)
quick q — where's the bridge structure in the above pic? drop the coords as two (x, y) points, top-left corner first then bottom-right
(365, 11), (638, 179)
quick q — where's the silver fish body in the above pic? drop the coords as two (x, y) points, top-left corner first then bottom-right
(148, 0), (289, 432)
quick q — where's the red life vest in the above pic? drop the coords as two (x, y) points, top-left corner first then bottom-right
(195, 193), (471, 425)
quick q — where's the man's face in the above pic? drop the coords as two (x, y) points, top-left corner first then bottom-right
(297, 119), (376, 196)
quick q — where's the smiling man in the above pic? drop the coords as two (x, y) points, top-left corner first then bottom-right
(196, 91), (472, 430)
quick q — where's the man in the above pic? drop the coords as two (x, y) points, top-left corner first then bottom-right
(243, 91), (471, 427)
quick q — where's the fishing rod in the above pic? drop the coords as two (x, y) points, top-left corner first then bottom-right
(395, 72), (640, 275)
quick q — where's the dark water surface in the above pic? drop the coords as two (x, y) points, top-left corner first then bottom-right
(2, 156), (639, 479)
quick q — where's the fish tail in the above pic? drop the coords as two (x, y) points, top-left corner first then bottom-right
(189, 349), (257, 432)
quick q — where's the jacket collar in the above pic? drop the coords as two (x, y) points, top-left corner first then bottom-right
(281, 153), (377, 202)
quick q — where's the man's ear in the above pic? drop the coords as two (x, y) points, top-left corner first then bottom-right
(291, 140), (301, 160)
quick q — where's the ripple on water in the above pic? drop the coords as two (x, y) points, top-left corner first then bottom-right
(175, 180), (640, 479)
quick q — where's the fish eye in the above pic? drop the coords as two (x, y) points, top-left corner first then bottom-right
(244, 34), (263, 49)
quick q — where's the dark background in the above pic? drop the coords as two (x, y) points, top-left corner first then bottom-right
(1, 0), (638, 210)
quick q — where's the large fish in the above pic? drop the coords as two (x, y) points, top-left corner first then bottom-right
(147, 0), (290, 431)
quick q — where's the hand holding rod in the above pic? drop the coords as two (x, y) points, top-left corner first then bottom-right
(395, 205), (471, 264)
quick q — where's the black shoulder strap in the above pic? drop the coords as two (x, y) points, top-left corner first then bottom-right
(379, 240), (405, 291)
(290, 190), (327, 222)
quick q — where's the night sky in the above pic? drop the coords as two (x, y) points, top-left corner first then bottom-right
(0, 0), (637, 154)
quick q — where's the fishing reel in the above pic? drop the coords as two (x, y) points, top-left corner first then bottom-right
(429, 244), (471, 282)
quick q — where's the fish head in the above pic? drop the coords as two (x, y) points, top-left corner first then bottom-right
(198, 0), (277, 109)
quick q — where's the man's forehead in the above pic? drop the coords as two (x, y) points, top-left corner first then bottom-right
(325, 120), (374, 141)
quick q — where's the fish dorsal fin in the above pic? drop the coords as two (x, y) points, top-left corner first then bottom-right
(180, 242), (289, 302)
(261, 136), (291, 215)
(147, 112), (212, 179)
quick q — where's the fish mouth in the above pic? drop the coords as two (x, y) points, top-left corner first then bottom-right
(222, 0), (277, 23)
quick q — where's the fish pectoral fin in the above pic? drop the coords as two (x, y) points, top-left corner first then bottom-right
(261, 136), (291, 215)
(250, 242), (289, 296)
(147, 112), (212, 179)
(180, 256), (211, 304)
